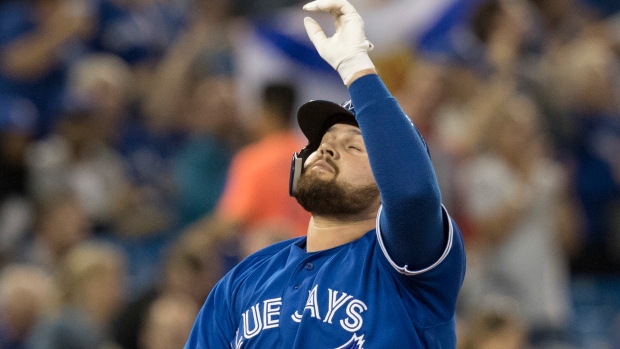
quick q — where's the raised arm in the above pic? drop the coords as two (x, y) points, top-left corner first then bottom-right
(303, 0), (447, 271)
(1, 0), (92, 80)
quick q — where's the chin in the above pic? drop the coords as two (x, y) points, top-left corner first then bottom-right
(295, 173), (379, 217)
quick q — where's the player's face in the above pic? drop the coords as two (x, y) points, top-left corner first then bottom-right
(295, 123), (380, 217)
(305, 124), (375, 185)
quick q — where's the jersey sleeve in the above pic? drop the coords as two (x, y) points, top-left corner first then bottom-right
(376, 204), (466, 323)
(375, 205), (454, 276)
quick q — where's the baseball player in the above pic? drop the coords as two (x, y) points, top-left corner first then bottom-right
(184, 0), (466, 348)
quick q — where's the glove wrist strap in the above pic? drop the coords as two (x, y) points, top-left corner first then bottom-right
(338, 52), (375, 85)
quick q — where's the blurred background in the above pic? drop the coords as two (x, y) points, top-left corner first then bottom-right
(0, 0), (619, 348)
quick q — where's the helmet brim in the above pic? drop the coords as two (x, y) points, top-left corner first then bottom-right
(297, 100), (358, 151)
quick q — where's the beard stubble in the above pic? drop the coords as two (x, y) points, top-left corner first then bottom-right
(295, 164), (380, 217)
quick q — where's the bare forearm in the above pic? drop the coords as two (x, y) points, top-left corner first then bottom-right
(142, 30), (208, 125)
(1, 32), (68, 79)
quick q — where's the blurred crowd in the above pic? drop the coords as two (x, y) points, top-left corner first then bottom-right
(0, 0), (619, 348)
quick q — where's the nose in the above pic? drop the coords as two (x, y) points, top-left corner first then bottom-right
(318, 142), (337, 159)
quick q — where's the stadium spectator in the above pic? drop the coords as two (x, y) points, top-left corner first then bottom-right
(214, 82), (311, 256)
(138, 294), (199, 349)
(460, 92), (579, 347)
(0, 0), (94, 138)
(26, 241), (126, 349)
(0, 264), (58, 349)
(111, 227), (224, 349)
(20, 191), (91, 273)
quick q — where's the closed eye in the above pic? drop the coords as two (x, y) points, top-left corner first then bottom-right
(347, 145), (362, 151)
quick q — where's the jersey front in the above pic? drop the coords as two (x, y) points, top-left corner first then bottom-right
(185, 209), (464, 349)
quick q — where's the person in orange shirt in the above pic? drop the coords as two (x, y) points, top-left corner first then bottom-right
(216, 82), (311, 256)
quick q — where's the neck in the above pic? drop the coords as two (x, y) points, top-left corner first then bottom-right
(305, 213), (377, 252)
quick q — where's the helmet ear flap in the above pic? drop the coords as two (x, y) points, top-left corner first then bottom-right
(289, 153), (303, 197)
(289, 147), (313, 197)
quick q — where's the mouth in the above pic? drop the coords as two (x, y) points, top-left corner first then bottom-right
(308, 159), (335, 174)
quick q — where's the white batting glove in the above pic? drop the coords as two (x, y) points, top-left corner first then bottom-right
(303, 0), (375, 85)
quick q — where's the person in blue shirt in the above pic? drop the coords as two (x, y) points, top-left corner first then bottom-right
(0, 0), (93, 138)
(184, 0), (466, 347)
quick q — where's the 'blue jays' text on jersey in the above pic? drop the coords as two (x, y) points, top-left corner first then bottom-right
(184, 205), (465, 348)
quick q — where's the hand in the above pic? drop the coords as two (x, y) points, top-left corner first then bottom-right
(303, 0), (375, 85)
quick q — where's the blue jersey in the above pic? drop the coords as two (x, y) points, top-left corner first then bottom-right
(185, 75), (466, 348)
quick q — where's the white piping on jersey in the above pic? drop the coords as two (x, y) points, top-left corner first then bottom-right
(375, 204), (454, 276)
